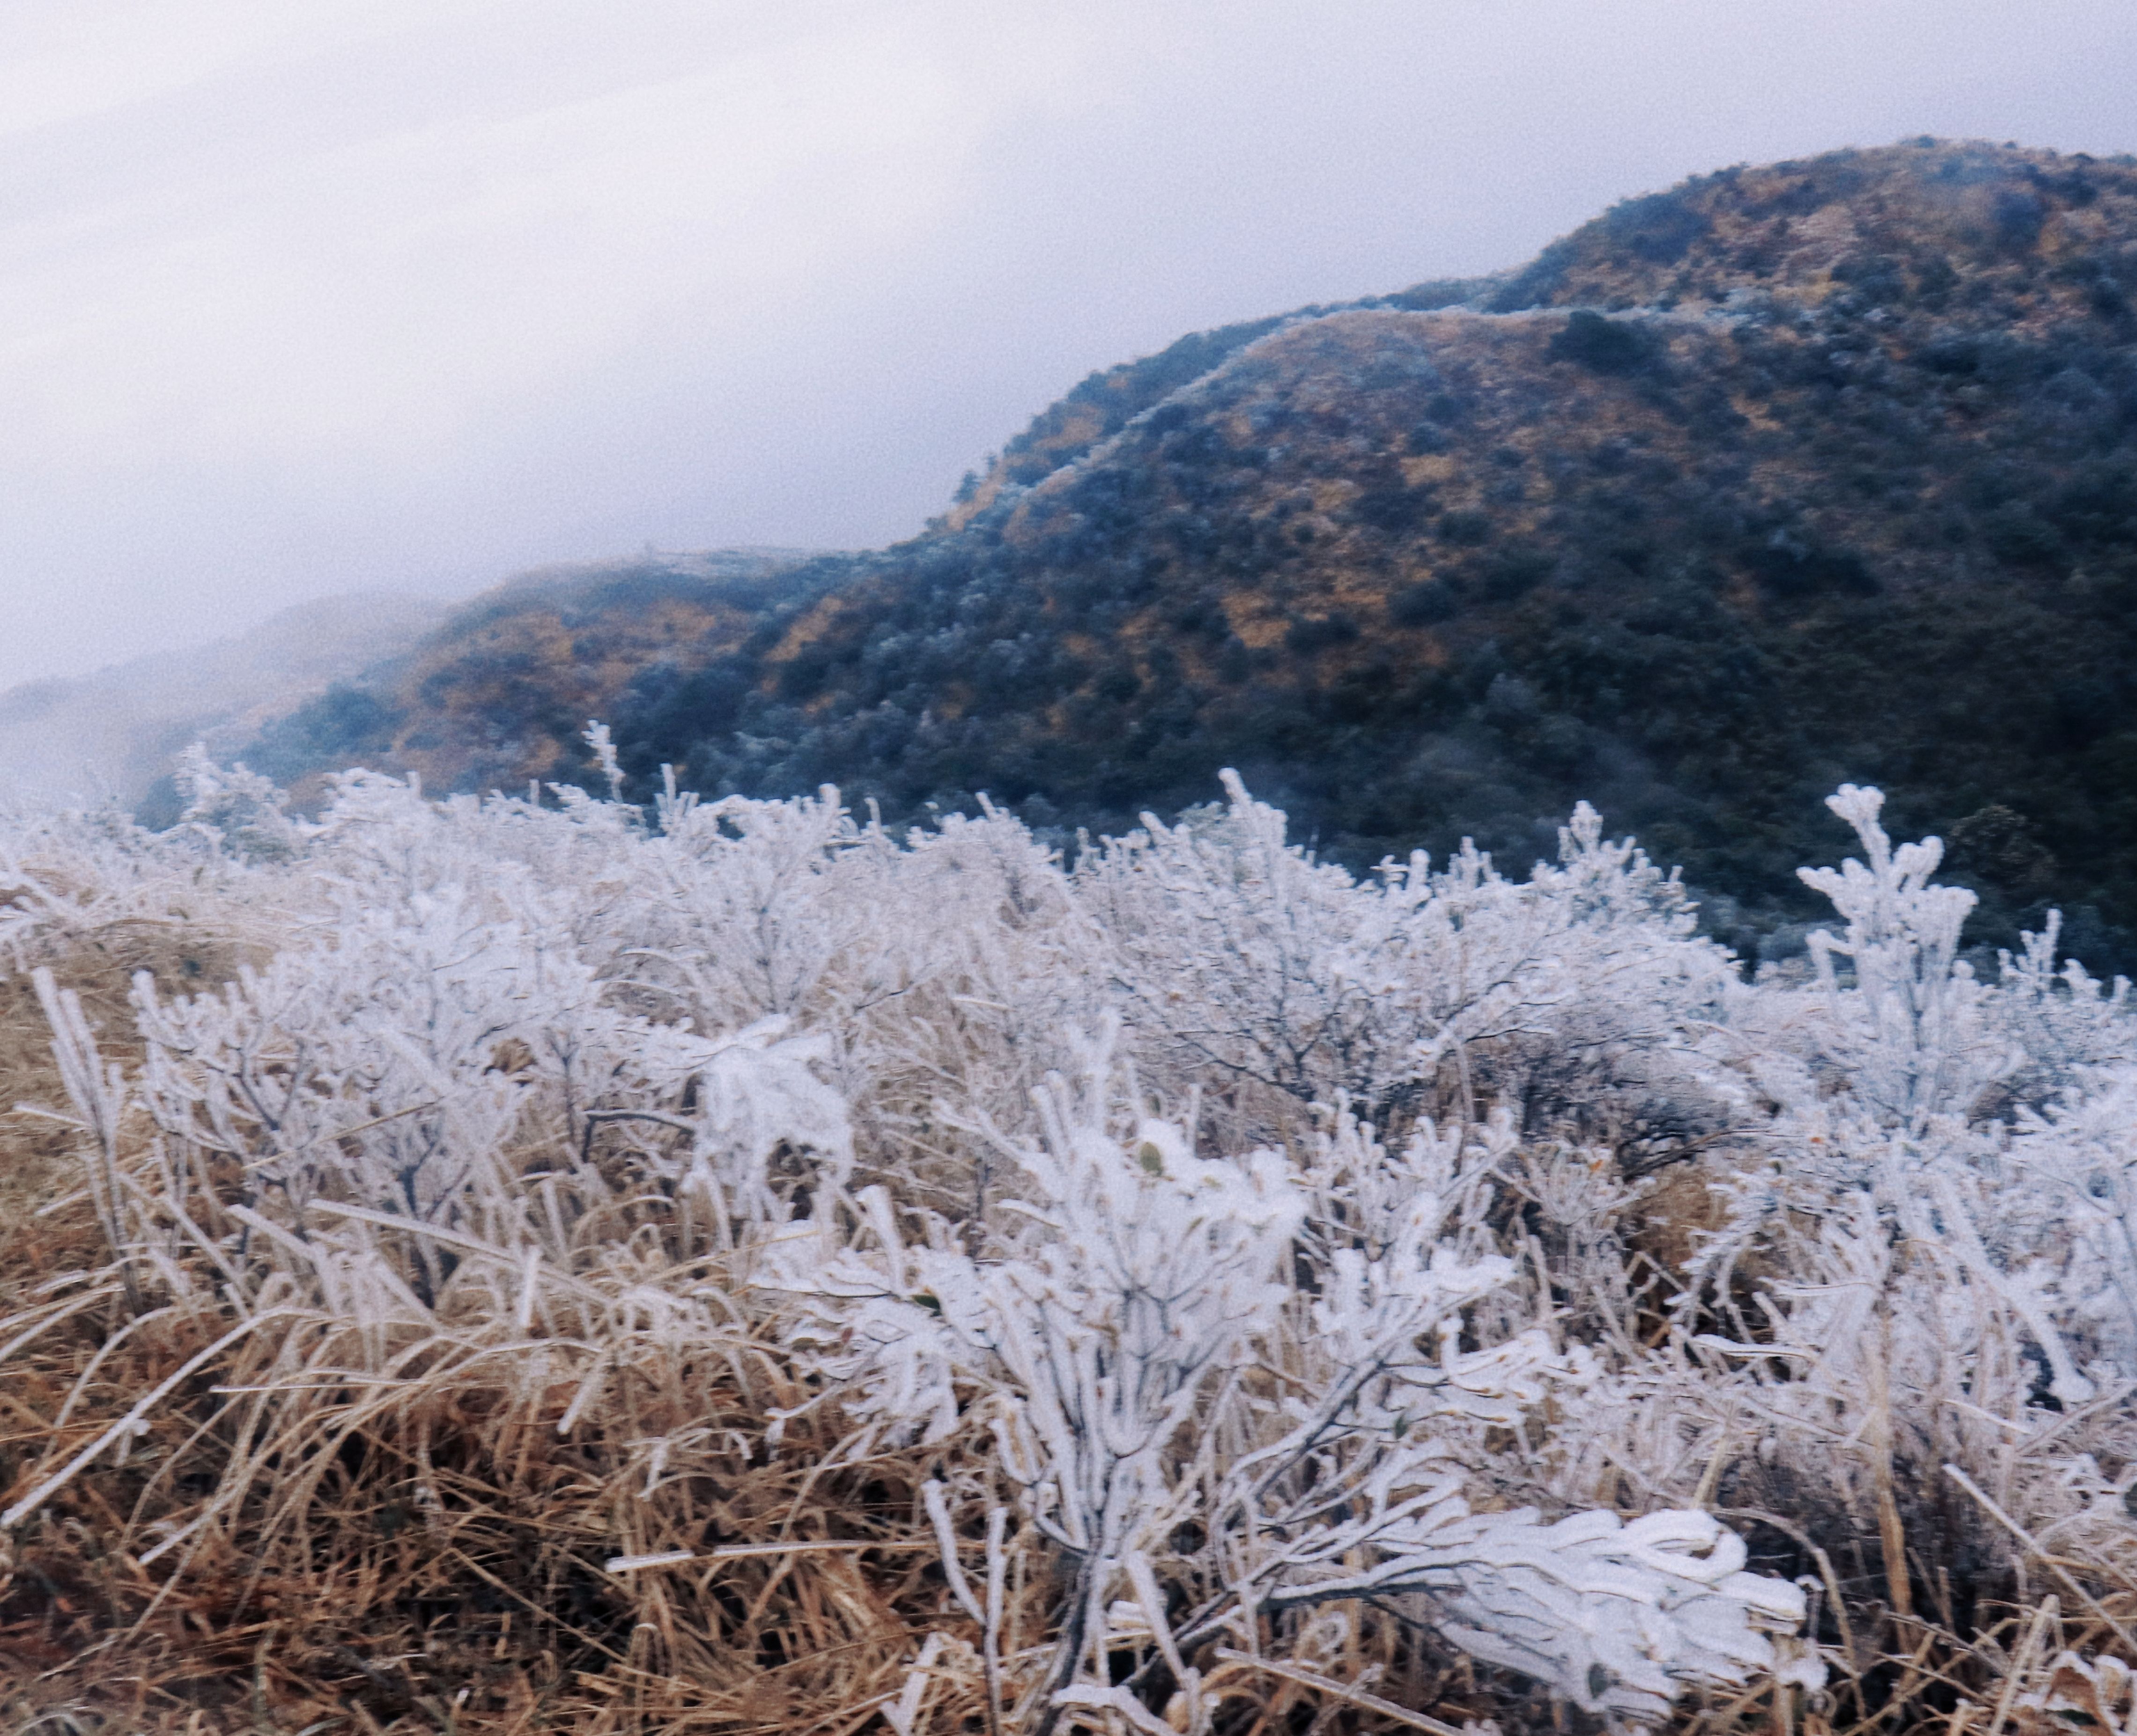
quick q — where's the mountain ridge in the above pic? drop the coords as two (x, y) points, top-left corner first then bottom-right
(244, 137), (2137, 964)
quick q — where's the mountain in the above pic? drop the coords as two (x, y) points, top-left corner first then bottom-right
(0, 592), (446, 812)
(247, 140), (2137, 966)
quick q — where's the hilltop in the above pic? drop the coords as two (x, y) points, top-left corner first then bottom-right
(248, 140), (2137, 963)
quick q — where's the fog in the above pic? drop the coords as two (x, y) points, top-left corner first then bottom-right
(4, 0), (2133, 688)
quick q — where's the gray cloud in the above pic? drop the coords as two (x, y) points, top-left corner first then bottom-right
(3, 0), (2133, 687)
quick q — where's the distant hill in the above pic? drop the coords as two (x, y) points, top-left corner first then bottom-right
(241, 550), (822, 802)
(246, 140), (2137, 967)
(0, 592), (446, 812)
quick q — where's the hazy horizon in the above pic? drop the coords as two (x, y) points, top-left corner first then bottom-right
(6, 0), (2135, 689)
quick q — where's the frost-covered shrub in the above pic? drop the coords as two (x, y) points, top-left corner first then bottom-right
(5, 742), (2135, 1734)
(777, 1045), (1809, 1730)
(1079, 774), (1738, 1159)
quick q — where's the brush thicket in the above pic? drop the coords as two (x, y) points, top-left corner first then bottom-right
(3, 768), (2134, 1735)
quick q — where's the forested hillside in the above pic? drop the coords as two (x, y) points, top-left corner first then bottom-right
(251, 139), (2137, 964)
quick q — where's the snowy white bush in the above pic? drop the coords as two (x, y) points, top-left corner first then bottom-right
(6, 738), (2136, 1731)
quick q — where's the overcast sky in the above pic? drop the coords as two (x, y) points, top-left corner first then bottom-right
(4, 0), (2134, 688)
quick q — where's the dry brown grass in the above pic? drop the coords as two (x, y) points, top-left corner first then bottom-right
(0, 894), (1053, 1734)
(3, 918), (2134, 1736)
(0, 991), (957, 1731)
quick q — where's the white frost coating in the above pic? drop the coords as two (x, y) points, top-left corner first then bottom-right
(777, 1034), (1814, 1727)
(15, 750), (2137, 1730)
(1264, 1498), (1809, 1722)
(1795, 783), (2011, 1131)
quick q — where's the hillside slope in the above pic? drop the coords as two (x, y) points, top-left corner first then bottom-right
(254, 140), (2137, 963)
(244, 549), (822, 799)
